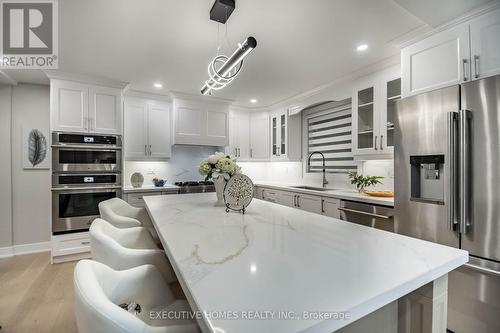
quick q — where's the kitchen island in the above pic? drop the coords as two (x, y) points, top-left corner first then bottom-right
(144, 193), (468, 333)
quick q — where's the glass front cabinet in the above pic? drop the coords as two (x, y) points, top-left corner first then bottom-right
(271, 111), (287, 159)
(352, 74), (400, 158)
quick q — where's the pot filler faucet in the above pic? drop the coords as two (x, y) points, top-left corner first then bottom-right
(307, 152), (329, 188)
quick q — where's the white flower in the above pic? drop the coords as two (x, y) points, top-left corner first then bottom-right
(207, 152), (225, 164)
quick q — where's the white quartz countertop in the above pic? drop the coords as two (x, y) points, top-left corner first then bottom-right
(255, 182), (395, 207)
(123, 184), (179, 193)
(144, 193), (467, 333)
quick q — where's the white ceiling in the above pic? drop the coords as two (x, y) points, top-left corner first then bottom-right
(2, 0), (495, 107)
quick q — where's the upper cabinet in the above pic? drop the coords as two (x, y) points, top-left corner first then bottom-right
(50, 79), (123, 134)
(173, 98), (229, 146)
(352, 67), (400, 159)
(229, 111), (250, 159)
(124, 97), (171, 160)
(402, 8), (500, 97)
(228, 110), (270, 161)
(469, 9), (500, 79)
(401, 25), (470, 97)
(270, 109), (301, 161)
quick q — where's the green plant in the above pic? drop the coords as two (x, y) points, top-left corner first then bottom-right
(348, 172), (384, 191)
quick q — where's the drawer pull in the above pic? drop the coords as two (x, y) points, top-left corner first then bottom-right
(338, 207), (393, 219)
(81, 241), (91, 245)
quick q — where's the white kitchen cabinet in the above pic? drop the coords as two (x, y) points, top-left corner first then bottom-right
(173, 98), (229, 146)
(321, 197), (340, 219)
(124, 97), (171, 160)
(51, 80), (89, 132)
(51, 79), (123, 134)
(124, 189), (178, 208)
(401, 25), (470, 97)
(277, 190), (296, 208)
(271, 109), (301, 161)
(295, 193), (322, 214)
(148, 104), (171, 159)
(89, 86), (122, 134)
(470, 9), (500, 80)
(352, 68), (399, 158)
(229, 111), (250, 159)
(249, 112), (270, 160)
(228, 111), (270, 161)
(51, 231), (91, 264)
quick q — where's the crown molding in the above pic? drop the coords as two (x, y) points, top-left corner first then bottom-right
(43, 70), (129, 89)
(397, 2), (500, 49)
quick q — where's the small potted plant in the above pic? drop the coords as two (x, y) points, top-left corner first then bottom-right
(199, 152), (241, 206)
(348, 172), (383, 194)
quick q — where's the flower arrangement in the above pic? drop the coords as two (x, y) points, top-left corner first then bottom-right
(199, 152), (241, 181)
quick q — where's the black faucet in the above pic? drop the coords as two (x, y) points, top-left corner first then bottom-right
(307, 151), (329, 188)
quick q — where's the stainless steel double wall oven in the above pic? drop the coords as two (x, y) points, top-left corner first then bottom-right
(51, 132), (122, 234)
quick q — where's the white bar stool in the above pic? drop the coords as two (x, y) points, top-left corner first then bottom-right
(89, 218), (176, 284)
(74, 260), (199, 333)
(98, 198), (157, 236)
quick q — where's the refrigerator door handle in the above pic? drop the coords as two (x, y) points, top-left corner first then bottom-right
(459, 110), (472, 234)
(448, 112), (458, 230)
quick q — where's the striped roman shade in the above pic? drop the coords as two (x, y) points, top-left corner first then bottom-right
(305, 100), (357, 174)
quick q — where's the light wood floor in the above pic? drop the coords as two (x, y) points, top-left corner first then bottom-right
(0, 252), (77, 333)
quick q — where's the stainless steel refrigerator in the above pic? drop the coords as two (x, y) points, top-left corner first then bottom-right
(395, 74), (500, 333)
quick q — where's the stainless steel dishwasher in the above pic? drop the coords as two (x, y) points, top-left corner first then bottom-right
(339, 200), (394, 232)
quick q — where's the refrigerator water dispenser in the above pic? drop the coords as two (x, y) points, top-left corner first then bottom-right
(409, 155), (445, 204)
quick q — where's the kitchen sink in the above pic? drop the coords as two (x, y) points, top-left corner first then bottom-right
(288, 185), (331, 192)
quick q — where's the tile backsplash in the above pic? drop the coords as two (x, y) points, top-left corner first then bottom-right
(123, 145), (217, 186)
(124, 147), (394, 192)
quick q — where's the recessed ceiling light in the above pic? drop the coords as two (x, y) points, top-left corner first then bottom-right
(357, 44), (369, 52)
(153, 82), (163, 89)
(250, 99), (257, 103)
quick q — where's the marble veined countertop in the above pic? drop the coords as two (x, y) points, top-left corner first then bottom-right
(255, 182), (395, 207)
(144, 193), (467, 333)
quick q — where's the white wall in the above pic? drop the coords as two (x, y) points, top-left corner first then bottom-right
(360, 160), (395, 191)
(0, 85), (12, 248)
(11, 84), (51, 246)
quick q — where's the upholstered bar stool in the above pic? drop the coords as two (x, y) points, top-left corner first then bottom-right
(74, 260), (199, 333)
(89, 218), (176, 284)
(98, 198), (158, 239)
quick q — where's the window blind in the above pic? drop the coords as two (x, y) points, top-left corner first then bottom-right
(305, 100), (357, 174)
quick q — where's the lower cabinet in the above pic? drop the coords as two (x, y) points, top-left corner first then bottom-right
(51, 231), (92, 264)
(322, 197), (341, 219)
(124, 189), (179, 208)
(254, 186), (341, 218)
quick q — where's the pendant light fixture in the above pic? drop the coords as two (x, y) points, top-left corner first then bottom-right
(201, 0), (257, 95)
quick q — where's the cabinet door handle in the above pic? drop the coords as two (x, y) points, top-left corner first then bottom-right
(293, 195), (297, 207)
(380, 135), (383, 150)
(462, 59), (469, 81)
(474, 55), (479, 79)
(321, 199), (325, 213)
(145, 144), (148, 156)
(149, 145), (152, 156)
(296, 195), (300, 208)
(81, 241), (91, 245)
(250, 148), (253, 158)
(374, 136), (378, 150)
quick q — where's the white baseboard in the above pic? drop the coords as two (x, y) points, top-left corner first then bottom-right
(0, 246), (14, 258)
(0, 241), (51, 258)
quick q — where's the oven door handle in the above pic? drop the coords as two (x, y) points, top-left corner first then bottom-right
(51, 144), (122, 151)
(51, 186), (122, 192)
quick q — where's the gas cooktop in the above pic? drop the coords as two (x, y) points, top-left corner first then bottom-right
(174, 181), (215, 194)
